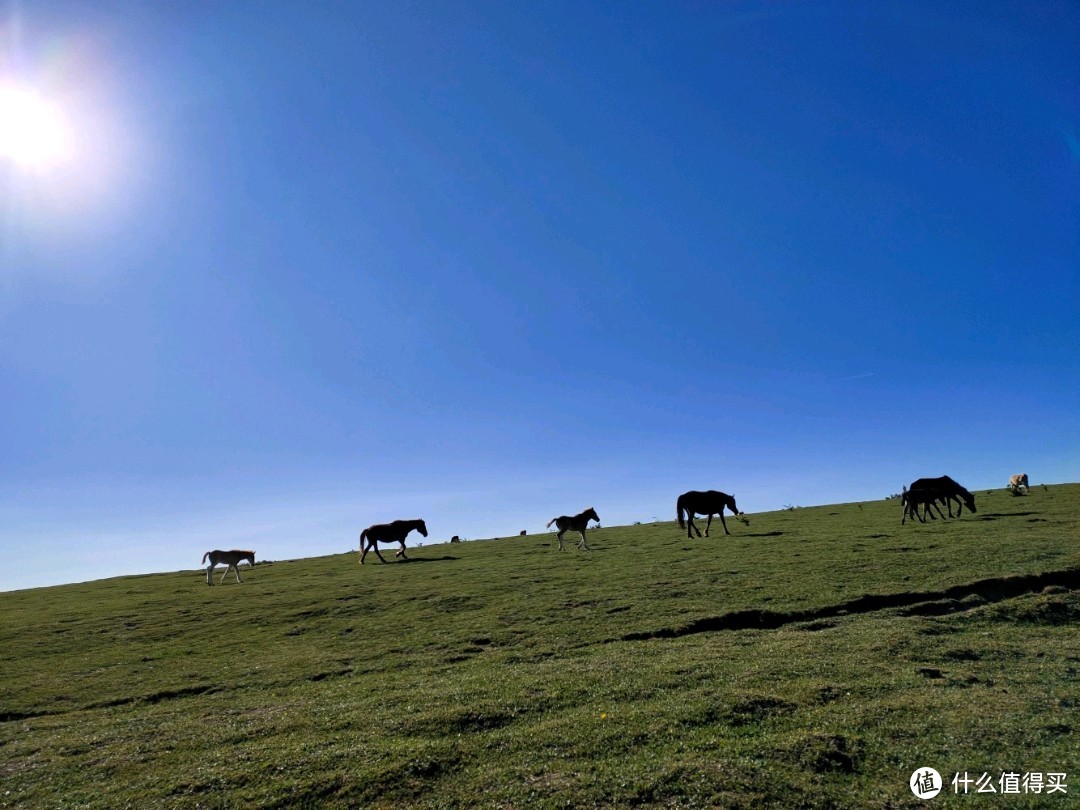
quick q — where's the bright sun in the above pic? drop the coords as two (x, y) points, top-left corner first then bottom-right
(0, 83), (75, 170)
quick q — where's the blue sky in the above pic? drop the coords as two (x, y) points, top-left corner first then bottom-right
(2, 1), (1077, 591)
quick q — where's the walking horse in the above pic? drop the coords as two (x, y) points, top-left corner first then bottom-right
(359, 519), (428, 564)
(546, 508), (599, 551)
(202, 550), (255, 585)
(676, 490), (744, 538)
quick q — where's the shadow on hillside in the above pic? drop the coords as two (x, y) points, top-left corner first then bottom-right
(616, 567), (1080, 642)
(742, 531), (784, 538)
(978, 512), (1038, 519)
(400, 556), (460, 563)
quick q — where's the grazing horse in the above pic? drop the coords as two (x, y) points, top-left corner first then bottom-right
(519, 530), (527, 536)
(1009, 473), (1029, 492)
(546, 507), (599, 551)
(449, 535), (461, 543)
(909, 476), (976, 518)
(900, 487), (947, 525)
(202, 550), (255, 585)
(359, 518), (428, 564)
(676, 490), (744, 538)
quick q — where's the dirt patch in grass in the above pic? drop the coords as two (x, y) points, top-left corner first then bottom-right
(91, 683), (220, 709)
(402, 707), (518, 736)
(791, 733), (862, 773)
(727, 695), (796, 726)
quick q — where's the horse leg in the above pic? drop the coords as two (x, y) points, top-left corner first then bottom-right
(206, 563), (215, 585)
(904, 500), (921, 524)
(578, 530), (590, 550)
(557, 530), (566, 551)
(396, 542), (409, 560)
(219, 566), (230, 584)
(371, 541), (388, 563)
(688, 513), (702, 538)
(234, 564), (243, 583)
(719, 511), (730, 535)
(704, 513), (713, 537)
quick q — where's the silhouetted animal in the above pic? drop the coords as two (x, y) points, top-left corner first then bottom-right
(546, 508), (599, 551)
(359, 519), (428, 564)
(676, 490), (743, 538)
(909, 476), (976, 517)
(450, 535), (461, 543)
(202, 550), (255, 585)
(519, 530), (527, 536)
(901, 487), (947, 525)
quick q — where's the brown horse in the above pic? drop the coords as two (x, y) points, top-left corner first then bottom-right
(546, 507), (599, 551)
(676, 490), (744, 537)
(202, 550), (255, 585)
(359, 519), (428, 564)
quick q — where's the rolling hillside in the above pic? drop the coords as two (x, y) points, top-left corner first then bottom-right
(2, 484), (1078, 807)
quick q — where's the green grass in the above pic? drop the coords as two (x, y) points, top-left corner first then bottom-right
(2, 484), (1078, 808)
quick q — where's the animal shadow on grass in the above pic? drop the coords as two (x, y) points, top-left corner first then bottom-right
(400, 555), (460, 563)
(742, 531), (784, 538)
(979, 512), (1038, 520)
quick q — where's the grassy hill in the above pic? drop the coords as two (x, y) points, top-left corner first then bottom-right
(2, 484), (1077, 808)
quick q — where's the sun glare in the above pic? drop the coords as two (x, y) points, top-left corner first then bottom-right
(0, 83), (75, 170)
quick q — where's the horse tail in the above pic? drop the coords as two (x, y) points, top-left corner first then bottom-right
(546, 518), (556, 528)
(201, 551), (210, 564)
(676, 497), (685, 529)
(359, 529), (368, 549)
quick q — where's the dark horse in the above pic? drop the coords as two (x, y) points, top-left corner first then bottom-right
(359, 518), (428, 564)
(909, 476), (976, 519)
(677, 490), (744, 538)
(900, 486), (948, 525)
(546, 507), (599, 551)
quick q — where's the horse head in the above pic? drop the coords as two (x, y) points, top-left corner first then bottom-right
(416, 519), (429, 537)
(584, 507), (600, 524)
